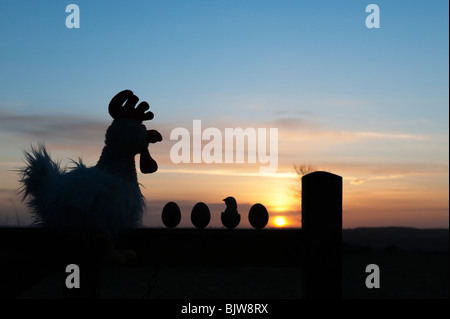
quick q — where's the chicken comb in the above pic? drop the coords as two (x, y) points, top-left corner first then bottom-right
(109, 89), (154, 123)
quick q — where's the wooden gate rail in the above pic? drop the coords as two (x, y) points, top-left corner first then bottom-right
(119, 228), (305, 267)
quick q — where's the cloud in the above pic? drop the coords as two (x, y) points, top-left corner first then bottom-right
(1, 109), (442, 176)
(269, 116), (320, 131)
(0, 110), (108, 142)
(329, 161), (448, 186)
(0, 187), (15, 193)
(349, 174), (406, 185)
(156, 168), (297, 179)
(347, 131), (428, 141)
(279, 128), (429, 144)
(136, 114), (442, 182)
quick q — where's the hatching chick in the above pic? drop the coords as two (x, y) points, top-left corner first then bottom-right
(221, 196), (240, 229)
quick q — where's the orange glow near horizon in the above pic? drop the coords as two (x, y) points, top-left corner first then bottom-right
(265, 191), (299, 213)
(1, 153), (448, 229)
(273, 216), (288, 227)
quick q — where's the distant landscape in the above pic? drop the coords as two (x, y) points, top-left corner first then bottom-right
(342, 227), (449, 254)
(341, 227), (448, 299)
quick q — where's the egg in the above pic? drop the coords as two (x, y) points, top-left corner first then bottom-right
(221, 212), (241, 229)
(248, 203), (269, 229)
(161, 201), (181, 228)
(191, 202), (211, 229)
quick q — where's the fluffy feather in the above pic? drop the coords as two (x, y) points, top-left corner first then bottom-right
(18, 90), (162, 271)
(19, 91), (161, 240)
(19, 144), (145, 238)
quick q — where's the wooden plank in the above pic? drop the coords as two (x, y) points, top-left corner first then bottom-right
(0, 227), (305, 267)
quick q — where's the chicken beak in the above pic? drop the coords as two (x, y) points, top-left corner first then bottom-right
(140, 129), (162, 174)
(140, 147), (158, 174)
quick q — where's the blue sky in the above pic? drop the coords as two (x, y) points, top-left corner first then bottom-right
(0, 1), (448, 228)
(2, 1), (447, 121)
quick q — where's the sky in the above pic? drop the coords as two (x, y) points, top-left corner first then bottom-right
(0, 0), (448, 229)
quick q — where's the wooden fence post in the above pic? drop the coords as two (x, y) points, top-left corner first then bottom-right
(302, 171), (342, 299)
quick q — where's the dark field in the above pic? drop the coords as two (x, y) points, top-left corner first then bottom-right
(342, 250), (448, 299)
(1, 227), (448, 299)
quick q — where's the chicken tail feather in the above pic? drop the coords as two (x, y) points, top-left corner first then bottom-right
(19, 144), (63, 225)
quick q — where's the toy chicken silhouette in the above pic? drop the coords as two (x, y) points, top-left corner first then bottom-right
(221, 196), (241, 229)
(19, 89), (162, 264)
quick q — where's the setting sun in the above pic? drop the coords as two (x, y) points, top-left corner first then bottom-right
(273, 216), (288, 227)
